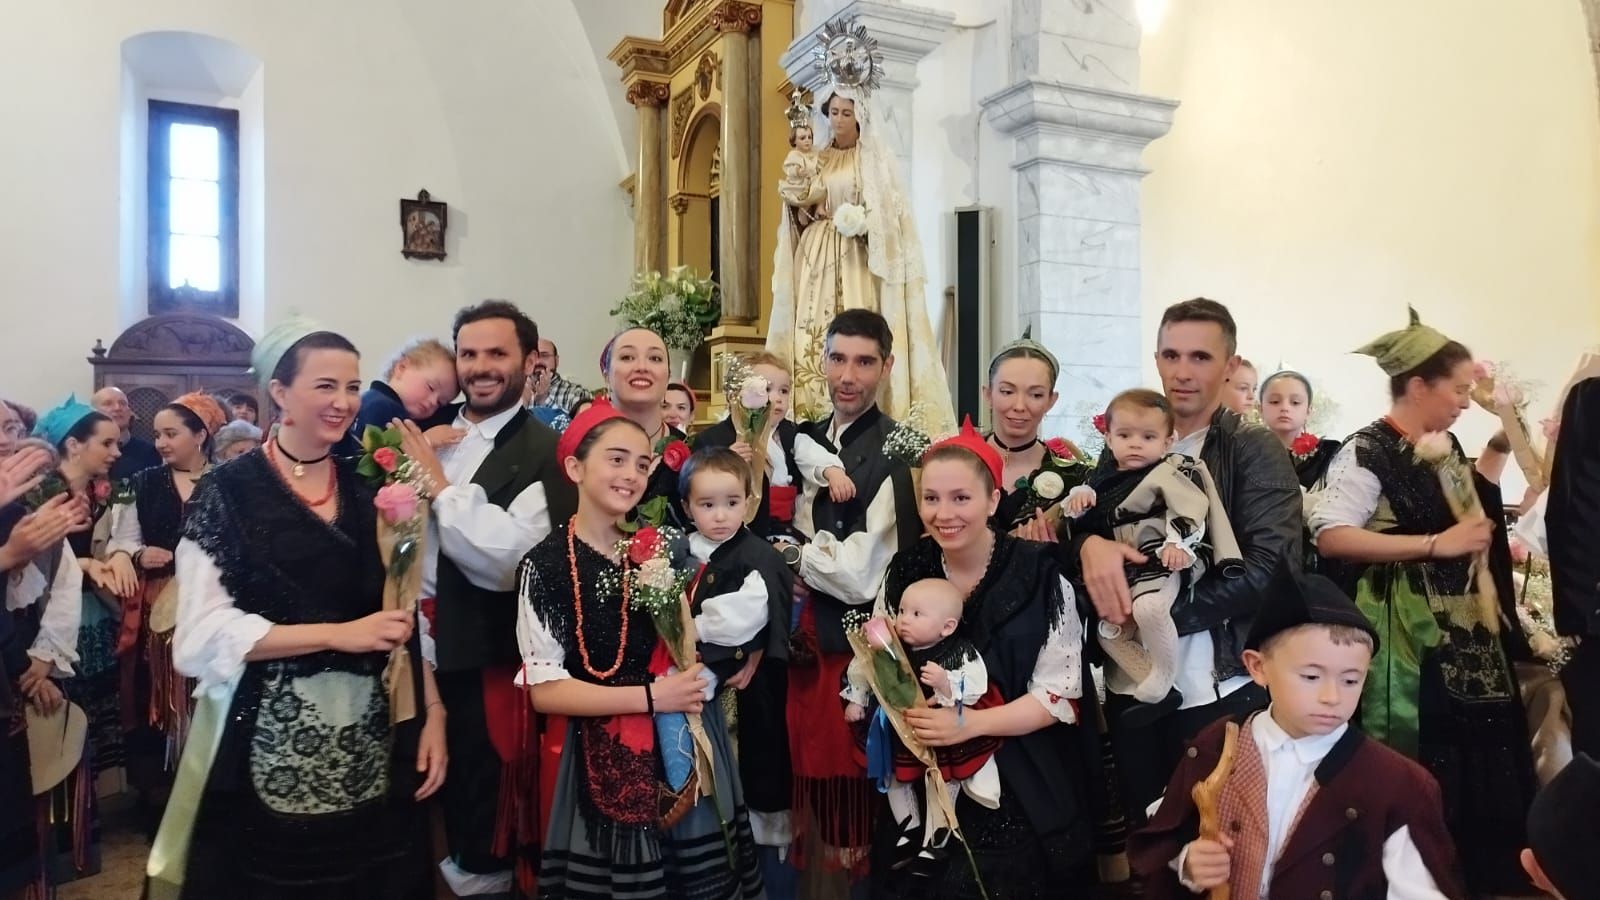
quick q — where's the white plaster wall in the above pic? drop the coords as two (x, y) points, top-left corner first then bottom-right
(1140, 0), (1600, 489)
(0, 0), (635, 408)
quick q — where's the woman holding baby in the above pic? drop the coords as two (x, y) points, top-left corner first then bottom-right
(865, 426), (1102, 898)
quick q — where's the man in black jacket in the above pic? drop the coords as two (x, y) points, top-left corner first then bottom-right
(1074, 298), (1302, 822)
(1548, 377), (1600, 757)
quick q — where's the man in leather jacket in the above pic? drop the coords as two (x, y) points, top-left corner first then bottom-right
(1072, 298), (1303, 823)
(1548, 377), (1600, 757)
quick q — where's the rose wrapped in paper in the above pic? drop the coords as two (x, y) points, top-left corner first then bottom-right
(358, 424), (433, 724)
(624, 527), (723, 812)
(1469, 360), (1546, 492)
(843, 612), (988, 896)
(719, 353), (779, 521)
(1412, 431), (1500, 634)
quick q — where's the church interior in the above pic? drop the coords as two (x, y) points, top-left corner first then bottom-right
(2, 0), (1597, 897)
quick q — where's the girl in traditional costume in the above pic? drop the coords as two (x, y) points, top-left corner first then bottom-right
(515, 399), (764, 899)
(1311, 308), (1537, 894)
(35, 397), (134, 779)
(146, 321), (445, 899)
(105, 391), (226, 827)
(872, 429), (1101, 898)
(1259, 369), (1341, 490)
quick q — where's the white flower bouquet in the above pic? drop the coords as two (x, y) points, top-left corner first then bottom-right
(833, 202), (869, 239)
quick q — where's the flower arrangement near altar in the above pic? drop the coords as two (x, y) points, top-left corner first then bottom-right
(1412, 431), (1500, 634)
(623, 525), (728, 834)
(610, 266), (722, 351)
(833, 202), (870, 239)
(358, 425), (435, 724)
(1005, 436), (1094, 528)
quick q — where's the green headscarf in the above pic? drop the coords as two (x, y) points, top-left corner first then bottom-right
(1354, 307), (1453, 377)
(988, 325), (1060, 385)
(250, 317), (323, 391)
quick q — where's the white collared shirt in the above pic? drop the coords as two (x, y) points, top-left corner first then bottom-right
(418, 404), (553, 665)
(1168, 707), (1449, 899)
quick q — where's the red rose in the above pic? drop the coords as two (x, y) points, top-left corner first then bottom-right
(628, 526), (661, 565)
(92, 480), (111, 503)
(1290, 432), (1320, 456)
(1092, 414), (1108, 436)
(661, 440), (692, 472)
(419, 598), (438, 639)
(373, 446), (399, 473)
(1044, 436), (1081, 459)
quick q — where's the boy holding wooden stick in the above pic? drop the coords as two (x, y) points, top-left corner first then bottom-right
(1128, 561), (1465, 898)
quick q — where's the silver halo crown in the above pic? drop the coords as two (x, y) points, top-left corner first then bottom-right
(813, 18), (883, 94)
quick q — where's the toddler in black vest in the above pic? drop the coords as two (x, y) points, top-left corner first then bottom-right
(692, 352), (854, 544)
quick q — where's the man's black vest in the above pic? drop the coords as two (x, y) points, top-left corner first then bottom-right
(798, 406), (920, 654)
(433, 409), (577, 672)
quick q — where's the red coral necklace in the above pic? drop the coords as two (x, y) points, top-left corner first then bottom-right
(568, 517), (631, 679)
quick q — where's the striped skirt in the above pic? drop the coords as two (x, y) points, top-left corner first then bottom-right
(539, 700), (765, 900)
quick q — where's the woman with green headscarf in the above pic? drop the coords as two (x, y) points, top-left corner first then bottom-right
(1309, 308), (1536, 895)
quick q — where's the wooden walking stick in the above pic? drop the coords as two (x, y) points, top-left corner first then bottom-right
(1189, 720), (1241, 900)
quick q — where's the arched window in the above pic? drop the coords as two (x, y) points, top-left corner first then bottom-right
(148, 99), (239, 316)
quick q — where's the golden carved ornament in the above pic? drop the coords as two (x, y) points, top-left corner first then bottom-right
(709, 0), (761, 34)
(625, 80), (671, 108)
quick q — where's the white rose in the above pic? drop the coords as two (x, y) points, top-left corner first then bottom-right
(639, 557), (675, 591)
(739, 375), (769, 409)
(1032, 470), (1065, 500)
(1412, 431), (1452, 464)
(834, 203), (869, 238)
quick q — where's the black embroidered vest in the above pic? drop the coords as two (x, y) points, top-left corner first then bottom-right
(434, 409), (577, 672)
(688, 527), (796, 674)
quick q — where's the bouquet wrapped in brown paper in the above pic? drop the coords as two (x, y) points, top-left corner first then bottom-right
(359, 425), (432, 725)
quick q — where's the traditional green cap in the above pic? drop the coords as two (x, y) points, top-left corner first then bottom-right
(989, 324), (1060, 384)
(33, 394), (97, 447)
(1354, 306), (1452, 377)
(250, 317), (322, 391)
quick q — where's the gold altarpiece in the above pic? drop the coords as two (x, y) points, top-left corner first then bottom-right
(610, 0), (795, 425)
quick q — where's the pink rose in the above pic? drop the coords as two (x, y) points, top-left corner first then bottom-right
(373, 446), (399, 474)
(1541, 417), (1561, 442)
(92, 480), (111, 504)
(1508, 537), (1530, 565)
(863, 616), (896, 656)
(374, 482), (419, 524)
(1473, 361), (1495, 382)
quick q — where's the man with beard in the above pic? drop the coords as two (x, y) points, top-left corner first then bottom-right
(394, 300), (576, 899)
(92, 386), (161, 480)
(776, 309), (921, 895)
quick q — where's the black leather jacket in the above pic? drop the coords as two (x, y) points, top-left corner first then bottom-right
(1071, 406), (1303, 682)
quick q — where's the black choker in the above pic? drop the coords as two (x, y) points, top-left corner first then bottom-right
(273, 438), (330, 478)
(987, 434), (1039, 454)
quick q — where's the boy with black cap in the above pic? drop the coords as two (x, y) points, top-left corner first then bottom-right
(1522, 753), (1600, 900)
(1129, 561), (1465, 898)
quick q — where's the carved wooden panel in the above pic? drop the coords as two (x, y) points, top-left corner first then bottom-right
(91, 314), (259, 436)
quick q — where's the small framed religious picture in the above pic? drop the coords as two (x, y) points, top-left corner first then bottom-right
(400, 189), (448, 260)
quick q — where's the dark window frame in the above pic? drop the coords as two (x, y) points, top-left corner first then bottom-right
(147, 100), (240, 317)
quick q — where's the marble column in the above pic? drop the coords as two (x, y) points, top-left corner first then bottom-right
(781, 0), (955, 183)
(625, 80), (670, 273)
(982, 0), (1176, 441)
(712, 1), (762, 323)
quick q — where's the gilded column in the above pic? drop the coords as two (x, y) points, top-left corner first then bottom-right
(712, 1), (762, 323)
(625, 79), (670, 273)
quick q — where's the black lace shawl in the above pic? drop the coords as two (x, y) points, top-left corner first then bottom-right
(519, 521), (658, 688)
(182, 450), (417, 797)
(883, 533), (1101, 857)
(128, 465), (187, 578)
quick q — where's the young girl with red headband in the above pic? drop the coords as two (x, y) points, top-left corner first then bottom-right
(514, 398), (764, 898)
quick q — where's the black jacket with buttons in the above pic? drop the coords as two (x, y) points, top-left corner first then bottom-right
(688, 527), (795, 682)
